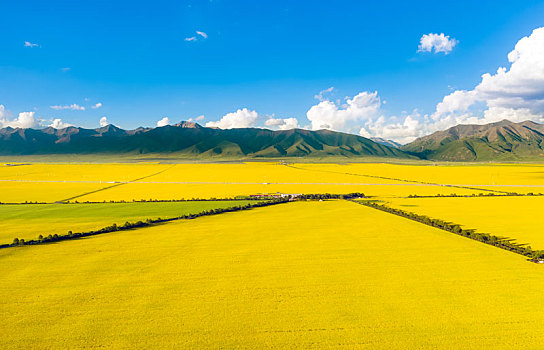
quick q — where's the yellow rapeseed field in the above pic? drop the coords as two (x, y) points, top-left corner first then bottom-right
(0, 200), (255, 244)
(385, 195), (544, 250)
(1, 162), (497, 202)
(2, 200), (544, 348)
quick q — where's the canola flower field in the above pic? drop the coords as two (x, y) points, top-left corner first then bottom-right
(0, 200), (255, 245)
(384, 196), (544, 250)
(2, 161), (544, 348)
(3, 161), (536, 203)
(2, 200), (544, 348)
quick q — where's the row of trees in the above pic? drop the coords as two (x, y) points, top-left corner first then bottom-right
(407, 192), (543, 198)
(3, 194), (367, 249)
(356, 200), (544, 262)
(4, 198), (290, 248)
(297, 193), (365, 200)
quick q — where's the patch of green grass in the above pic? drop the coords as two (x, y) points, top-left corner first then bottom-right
(0, 200), (257, 244)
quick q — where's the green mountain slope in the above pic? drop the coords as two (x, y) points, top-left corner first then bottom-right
(0, 122), (410, 159)
(402, 120), (544, 161)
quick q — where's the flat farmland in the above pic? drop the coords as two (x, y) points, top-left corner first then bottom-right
(0, 200), (256, 245)
(4, 162), (538, 203)
(384, 196), (544, 250)
(2, 200), (544, 348)
(301, 163), (544, 187)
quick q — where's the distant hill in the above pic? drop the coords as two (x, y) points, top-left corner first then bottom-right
(371, 137), (402, 149)
(0, 122), (409, 159)
(402, 120), (544, 161)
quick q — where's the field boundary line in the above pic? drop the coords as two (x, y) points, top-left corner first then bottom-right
(350, 199), (544, 263)
(2, 198), (292, 249)
(284, 164), (512, 194)
(58, 164), (178, 203)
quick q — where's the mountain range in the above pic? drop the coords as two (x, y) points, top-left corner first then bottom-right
(0, 121), (407, 159)
(402, 120), (544, 161)
(1, 119), (544, 161)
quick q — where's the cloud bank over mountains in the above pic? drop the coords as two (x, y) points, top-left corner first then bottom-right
(427, 27), (544, 133)
(178, 26), (544, 142)
(308, 27), (544, 143)
(3, 28), (544, 144)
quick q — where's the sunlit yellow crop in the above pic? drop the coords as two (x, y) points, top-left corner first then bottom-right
(385, 195), (544, 250)
(6, 161), (543, 202)
(0, 200), (255, 244)
(2, 200), (544, 348)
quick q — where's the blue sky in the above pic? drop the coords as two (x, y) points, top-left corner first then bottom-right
(2, 0), (544, 142)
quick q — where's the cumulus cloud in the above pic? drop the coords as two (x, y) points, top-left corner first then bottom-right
(99, 116), (109, 127)
(304, 90), (426, 144)
(157, 117), (170, 127)
(361, 113), (423, 144)
(265, 117), (299, 130)
(24, 41), (39, 48)
(418, 33), (458, 54)
(91, 102), (102, 109)
(431, 27), (544, 128)
(50, 104), (85, 111)
(306, 91), (381, 130)
(49, 118), (73, 129)
(0, 107), (39, 129)
(206, 108), (258, 129)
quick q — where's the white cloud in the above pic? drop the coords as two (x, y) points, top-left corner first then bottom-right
(206, 108), (258, 129)
(99, 116), (109, 127)
(188, 115), (205, 122)
(418, 33), (458, 54)
(306, 91), (381, 130)
(157, 117), (170, 127)
(314, 87), (334, 101)
(24, 41), (38, 48)
(430, 27), (544, 129)
(304, 90), (426, 143)
(361, 113), (423, 144)
(49, 118), (73, 129)
(91, 102), (102, 109)
(50, 104), (85, 111)
(432, 90), (477, 120)
(61, 67), (71, 72)
(0, 107), (39, 129)
(265, 117), (299, 130)
(186, 31), (208, 42)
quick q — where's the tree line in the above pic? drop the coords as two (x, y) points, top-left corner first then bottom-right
(407, 192), (543, 198)
(3, 198), (290, 248)
(354, 200), (544, 262)
(2, 194), (368, 249)
(297, 193), (365, 200)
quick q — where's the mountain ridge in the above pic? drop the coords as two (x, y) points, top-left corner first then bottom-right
(0, 122), (409, 159)
(402, 119), (544, 161)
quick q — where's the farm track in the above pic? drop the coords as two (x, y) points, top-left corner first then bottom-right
(283, 164), (514, 194)
(57, 164), (178, 202)
(1, 178), (543, 187)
